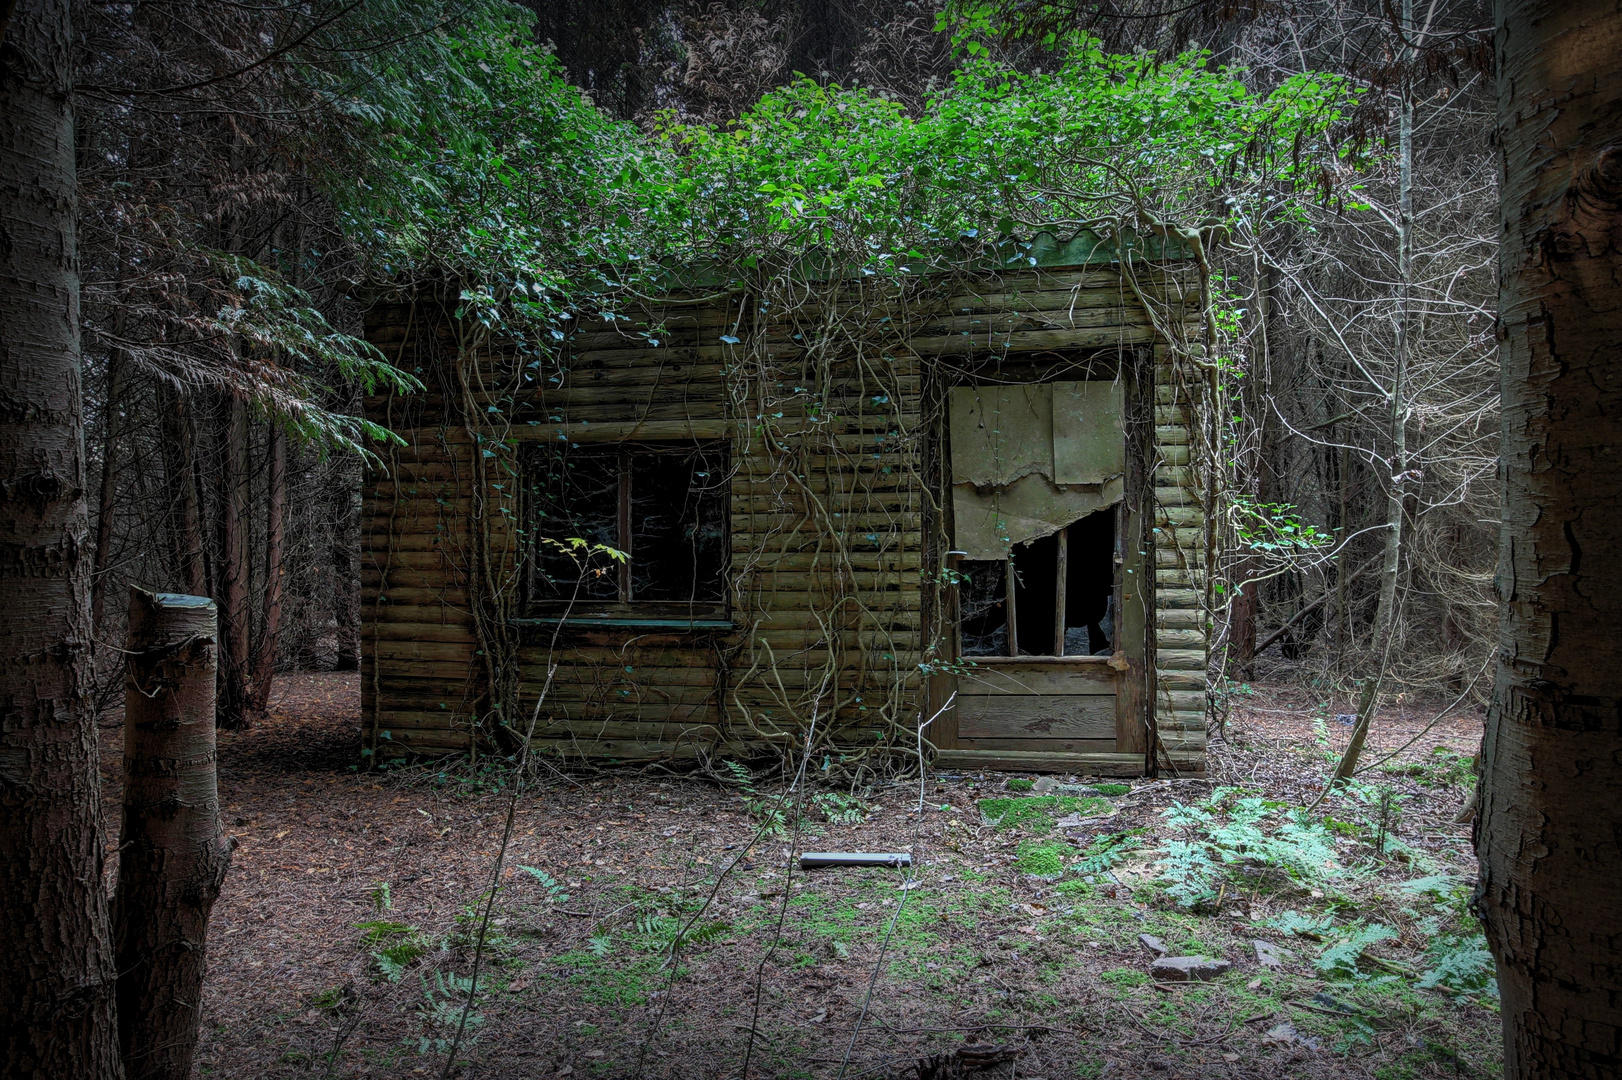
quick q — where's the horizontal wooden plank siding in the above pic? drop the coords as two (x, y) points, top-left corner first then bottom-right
(361, 257), (1210, 775)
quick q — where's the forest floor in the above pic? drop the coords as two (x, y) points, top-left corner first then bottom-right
(100, 673), (1502, 1080)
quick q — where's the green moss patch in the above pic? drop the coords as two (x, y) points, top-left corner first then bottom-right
(977, 794), (1112, 832)
(1100, 967), (1150, 988)
(1015, 840), (1070, 878)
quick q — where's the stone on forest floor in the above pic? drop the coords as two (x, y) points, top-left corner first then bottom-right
(1138, 933), (1169, 957)
(1033, 776), (1101, 796)
(1151, 955), (1232, 981)
(1252, 939), (1291, 968)
(1265, 1020), (1323, 1051)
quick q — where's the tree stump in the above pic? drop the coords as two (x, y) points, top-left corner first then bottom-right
(114, 588), (233, 1080)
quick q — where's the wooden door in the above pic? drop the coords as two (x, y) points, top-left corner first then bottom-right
(931, 374), (1152, 776)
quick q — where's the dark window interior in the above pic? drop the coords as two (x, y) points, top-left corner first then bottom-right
(960, 508), (1116, 657)
(527, 442), (728, 608)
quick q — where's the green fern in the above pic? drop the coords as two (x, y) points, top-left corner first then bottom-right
(1156, 791), (1344, 909)
(518, 865), (570, 904)
(1159, 839), (1223, 908)
(630, 910), (731, 954)
(1418, 933), (1497, 996)
(355, 919), (429, 981)
(1071, 829), (1145, 875)
(415, 970), (481, 1055)
(1315, 923), (1398, 980)
(374, 939), (427, 982)
(1264, 909), (1335, 939)
(720, 760), (755, 787)
(1393, 873), (1462, 900)
(354, 919), (415, 944)
(674, 918), (731, 950)
(812, 792), (868, 824)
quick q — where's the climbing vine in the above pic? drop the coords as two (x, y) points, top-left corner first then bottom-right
(340, 4), (1360, 772)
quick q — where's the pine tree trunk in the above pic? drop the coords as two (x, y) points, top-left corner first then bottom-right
(1479, 2), (1622, 1076)
(90, 354), (124, 631)
(0, 1), (123, 1074)
(215, 396), (250, 728)
(247, 425), (284, 718)
(1229, 557), (1257, 681)
(336, 479), (361, 671)
(161, 391), (206, 597)
(114, 588), (231, 1080)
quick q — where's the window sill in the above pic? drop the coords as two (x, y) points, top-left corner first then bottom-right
(512, 616), (734, 631)
(960, 653), (1119, 665)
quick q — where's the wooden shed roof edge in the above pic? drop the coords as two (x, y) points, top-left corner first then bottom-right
(652, 227), (1195, 289)
(358, 228), (1195, 308)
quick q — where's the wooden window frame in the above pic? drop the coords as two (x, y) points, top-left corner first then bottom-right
(520, 440), (731, 629)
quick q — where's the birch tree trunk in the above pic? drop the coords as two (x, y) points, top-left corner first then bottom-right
(1375, 64), (1413, 636)
(0, 1), (123, 1074)
(1479, 2), (1622, 1076)
(114, 588), (230, 1080)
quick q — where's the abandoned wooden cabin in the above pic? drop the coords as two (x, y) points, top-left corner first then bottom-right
(361, 232), (1213, 776)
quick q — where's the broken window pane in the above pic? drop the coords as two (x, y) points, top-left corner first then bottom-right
(1064, 508), (1116, 655)
(959, 559), (1008, 657)
(958, 508), (1117, 657)
(1011, 532), (1058, 653)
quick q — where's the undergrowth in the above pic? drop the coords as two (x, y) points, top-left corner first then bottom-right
(1157, 788), (1343, 909)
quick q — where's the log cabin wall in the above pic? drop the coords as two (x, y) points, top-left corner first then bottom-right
(360, 250), (1209, 776)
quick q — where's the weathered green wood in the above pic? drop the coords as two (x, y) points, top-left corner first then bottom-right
(954, 737), (1117, 754)
(953, 695), (1116, 740)
(954, 665), (1118, 695)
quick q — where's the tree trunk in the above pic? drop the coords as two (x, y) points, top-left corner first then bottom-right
(215, 396), (250, 728)
(1375, 9), (1414, 638)
(1229, 556), (1258, 681)
(335, 479), (361, 670)
(1334, 441), (1350, 655)
(0, 1), (123, 1075)
(161, 391), (206, 597)
(247, 425), (284, 718)
(114, 588), (231, 1080)
(1479, 2), (1622, 1076)
(90, 353), (124, 632)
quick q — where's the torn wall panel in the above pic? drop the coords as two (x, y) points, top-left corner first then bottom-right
(1052, 379), (1125, 484)
(948, 385), (1053, 487)
(952, 473), (1123, 561)
(949, 379), (1124, 560)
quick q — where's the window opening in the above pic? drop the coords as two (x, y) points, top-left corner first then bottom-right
(526, 441), (728, 611)
(959, 507), (1116, 657)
